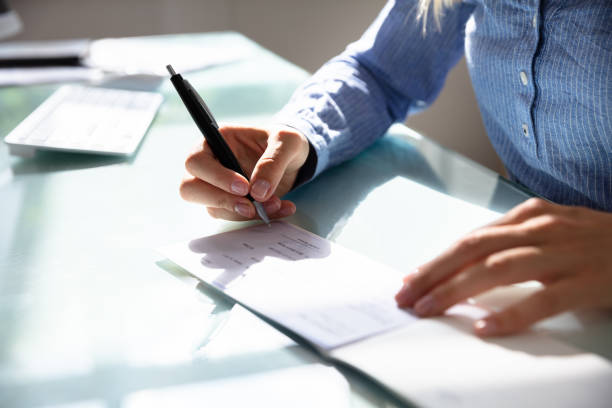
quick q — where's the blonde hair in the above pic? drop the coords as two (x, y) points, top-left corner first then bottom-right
(418, 0), (461, 32)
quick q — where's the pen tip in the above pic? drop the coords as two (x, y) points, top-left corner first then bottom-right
(166, 65), (176, 76)
(253, 202), (271, 226)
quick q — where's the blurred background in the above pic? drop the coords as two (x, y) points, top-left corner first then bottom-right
(7, 0), (503, 173)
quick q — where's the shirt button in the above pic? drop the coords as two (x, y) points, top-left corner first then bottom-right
(520, 71), (528, 86)
(532, 14), (537, 28)
(522, 123), (529, 137)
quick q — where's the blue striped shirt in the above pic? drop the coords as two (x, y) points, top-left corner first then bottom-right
(276, 0), (611, 211)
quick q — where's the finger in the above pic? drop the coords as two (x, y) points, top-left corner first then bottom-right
(255, 198), (296, 219)
(180, 177), (256, 218)
(218, 124), (269, 142)
(402, 269), (420, 284)
(185, 141), (250, 196)
(274, 200), (297, 218)
(487, 198), (555, 228)
(474, 279), (580, 337)
(395, 225), (539, 308)
(412, 246), (563, 317)
(249, 129), (306, 201)
(208, 199), (296, 221)
(207, 207), (253, 221)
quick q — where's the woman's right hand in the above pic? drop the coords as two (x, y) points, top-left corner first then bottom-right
(179, 124), (311, 221)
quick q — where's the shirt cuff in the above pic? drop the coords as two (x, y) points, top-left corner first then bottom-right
(291, 138), (317, 190)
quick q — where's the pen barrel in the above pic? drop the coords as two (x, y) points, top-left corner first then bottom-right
(198, 120), (246, 176)
(169, 73), (254, 200)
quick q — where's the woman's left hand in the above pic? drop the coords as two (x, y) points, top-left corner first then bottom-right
(394, 198), (612, 337)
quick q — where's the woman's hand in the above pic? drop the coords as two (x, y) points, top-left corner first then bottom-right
(179, 124), (310, 220)
(395, 198), (612, 336)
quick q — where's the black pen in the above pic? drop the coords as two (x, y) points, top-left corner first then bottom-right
(166, 64), (270, 224)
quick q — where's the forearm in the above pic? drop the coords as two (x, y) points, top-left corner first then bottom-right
(276, 0), (475, 180)
(276, 52), (401, 179)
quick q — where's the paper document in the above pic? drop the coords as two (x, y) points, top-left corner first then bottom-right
(0, 66), (103, 87)
(0, 39), (90, 63)
(160, 182), (612, 407)
(161, 221), (416, 350)
(0, 35), (248, 86)
(85, 38), (247, 76)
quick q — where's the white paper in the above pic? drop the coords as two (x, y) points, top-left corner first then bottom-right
(0, 67), (103, 87)
(159, 181), (612, 407)
(161, 221), (417, 351)
(331, 305), (612, 408)
(85, 38), (248, 76)
(0, 39), (89, 60)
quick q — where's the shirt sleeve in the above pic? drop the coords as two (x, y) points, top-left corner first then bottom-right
(275, 0), (475, 180)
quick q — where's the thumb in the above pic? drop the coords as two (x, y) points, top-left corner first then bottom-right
(249, 128), (307, 202)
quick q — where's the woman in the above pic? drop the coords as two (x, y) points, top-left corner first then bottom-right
(179, 0), (612, 336)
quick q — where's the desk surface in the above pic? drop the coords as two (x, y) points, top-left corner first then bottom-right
(1, 32), (606, 408)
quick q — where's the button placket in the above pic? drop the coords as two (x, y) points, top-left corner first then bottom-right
(517, 4), (541, 148)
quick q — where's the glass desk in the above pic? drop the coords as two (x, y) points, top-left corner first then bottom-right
(1, 32), (610, 408)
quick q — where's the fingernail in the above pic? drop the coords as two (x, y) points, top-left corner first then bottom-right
(475, 319), (497, 336)
(251, 180), (270, 201)
(231, 180), (248, 195)
(234, 202), (252, 218)
(414, 295), (435, 316)
(394, 282), (412, 306)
